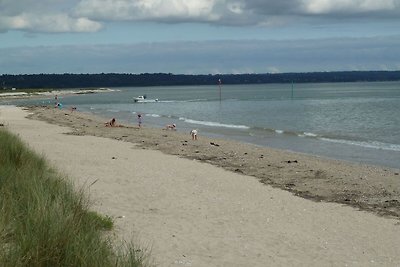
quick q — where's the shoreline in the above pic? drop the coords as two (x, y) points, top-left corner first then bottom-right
(22, 105), (400, 219)
(3, 84), (400, 170)
(0, 88), (116, 100)
(1, 105), (399, 266)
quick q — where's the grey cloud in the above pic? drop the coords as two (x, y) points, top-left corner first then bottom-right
(74, 0), (400, 26)
(241, 0), (303, 15)
(75, 0), (221, 23)
(244, 0), (400, 16)
(1, 0), (400, 33)
(1, 36), (399, 74)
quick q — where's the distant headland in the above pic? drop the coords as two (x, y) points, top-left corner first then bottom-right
(1, 71), (400, 89)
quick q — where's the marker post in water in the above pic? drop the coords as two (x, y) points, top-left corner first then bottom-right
(291, 81), (294, 99)
(218, 78), (222, 102)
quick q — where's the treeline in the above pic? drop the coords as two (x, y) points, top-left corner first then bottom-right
(1, 71), (400, 89)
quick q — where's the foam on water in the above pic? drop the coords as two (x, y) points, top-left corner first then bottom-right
(180, 118), (250, 129)
(147, 113), (161, 118)
(320, 138), (400, 152)
(300, 132), (318, 137)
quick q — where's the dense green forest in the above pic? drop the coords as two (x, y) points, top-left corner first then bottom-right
(1, 71), (400, 89)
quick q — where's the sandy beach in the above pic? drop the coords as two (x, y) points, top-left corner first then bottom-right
(1, 105), (399, 266)
(0, 88), (115, 101)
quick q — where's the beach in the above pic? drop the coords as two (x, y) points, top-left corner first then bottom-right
(1, 105), (399, 266)
(0, 88), (115, 101)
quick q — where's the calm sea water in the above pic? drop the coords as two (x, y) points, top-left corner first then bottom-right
(12, 81), (400, 169)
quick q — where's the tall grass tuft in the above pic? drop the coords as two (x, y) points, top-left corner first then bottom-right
(0, 129), (148, 267)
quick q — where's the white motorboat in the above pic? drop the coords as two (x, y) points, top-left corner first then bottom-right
(133, 95), (159, 103)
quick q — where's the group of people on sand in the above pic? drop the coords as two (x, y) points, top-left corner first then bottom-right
(105, 114), (142, 128)
(104, 114), (198, 140)
(54, 94), (77, 112)
(164, 123), (198, 140)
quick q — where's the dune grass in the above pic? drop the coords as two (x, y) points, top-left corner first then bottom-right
(0, 128), (148, 267)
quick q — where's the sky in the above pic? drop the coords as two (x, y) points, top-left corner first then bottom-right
(1, 0), (400, 74)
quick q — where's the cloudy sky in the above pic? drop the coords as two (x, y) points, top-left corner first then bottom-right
(1, 0), (400, 74)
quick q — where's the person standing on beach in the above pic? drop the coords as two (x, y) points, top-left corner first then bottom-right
(137, 113), (142, 128)
(190, 129), (198, 140)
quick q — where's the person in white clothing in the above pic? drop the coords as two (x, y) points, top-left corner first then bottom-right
(190, 129), (198, 140)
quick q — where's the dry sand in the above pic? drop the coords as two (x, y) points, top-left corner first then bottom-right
(1, 105), (399, 266)
(0, 88), (115, 99)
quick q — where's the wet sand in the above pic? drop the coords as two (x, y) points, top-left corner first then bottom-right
(1, 105), (399, 266)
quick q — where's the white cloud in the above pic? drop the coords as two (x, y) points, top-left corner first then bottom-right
(0, 13), (102, 32)
(302, 0), (398, 14)
(267, 67), (281, 74)
(0, 0), (100, 33)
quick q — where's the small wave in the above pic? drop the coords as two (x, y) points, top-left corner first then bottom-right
(184, 98), (209, 102)
(181, 118), (249, 129)
(146, 113), (161, 118)
(157, 99), (209, 103)
(156, 100), (175, 103)
(275, 129), (284, 134)
(320, 138), (400, 152)
(299, 132), (318, 138)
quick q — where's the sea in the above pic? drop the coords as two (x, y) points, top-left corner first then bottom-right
(10, 81), (400, 169)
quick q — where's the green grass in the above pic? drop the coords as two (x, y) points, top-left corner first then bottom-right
(0, 128), (149, 267)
